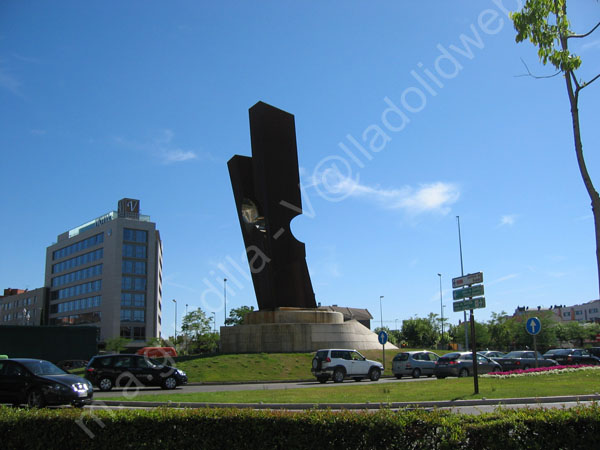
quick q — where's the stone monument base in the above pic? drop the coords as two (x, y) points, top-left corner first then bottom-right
(220, 308), (398, 353)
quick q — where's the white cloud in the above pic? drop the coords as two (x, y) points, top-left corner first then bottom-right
(163, 149), (197, 163)
(114, 129), (202, 165)
(488, 273), (519, 286)
(320, 177), (460, 215)
(581, 39), (600, 51)
(0, 65), (21, 96)
(499, 214), (517, 227)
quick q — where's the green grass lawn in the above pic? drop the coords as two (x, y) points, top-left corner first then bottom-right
(164, 348), (455, 383)
(108, 369), (600, 404)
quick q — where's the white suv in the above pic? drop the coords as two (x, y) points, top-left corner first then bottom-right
(311, 349), (383, 383)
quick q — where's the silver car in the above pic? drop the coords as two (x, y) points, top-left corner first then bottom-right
(392, 351), (440, 378)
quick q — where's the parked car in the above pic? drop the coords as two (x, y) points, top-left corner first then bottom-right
(434, 352), (502, 378)
(547, 349), (600, 365)
(542, 348), (571, 359)
(311, 349), (383, 383)
(392, 351), (440, 378)
(494, 351), (559, 371)
(56, 359), (89, 371)
(85, 354), (188, 391)
(588, 347), (600, 358)
(479, 351), (505, 359)
(0, 358), (93, 408)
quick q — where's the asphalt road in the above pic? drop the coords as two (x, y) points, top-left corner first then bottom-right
(92, 375), (432, 398)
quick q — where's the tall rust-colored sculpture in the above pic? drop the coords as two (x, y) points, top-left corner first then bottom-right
(228, 102), (316, 310)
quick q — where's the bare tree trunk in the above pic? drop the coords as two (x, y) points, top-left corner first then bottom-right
(561, 31), (600, 298)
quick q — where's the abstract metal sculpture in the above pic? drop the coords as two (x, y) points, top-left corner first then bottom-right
(228, 102), (317, 310)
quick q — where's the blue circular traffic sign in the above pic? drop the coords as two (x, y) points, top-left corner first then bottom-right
(378, 330), (388, 345)
(526, 317), (541, 336)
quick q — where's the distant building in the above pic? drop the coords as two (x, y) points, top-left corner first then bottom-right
(514, 299), (600, 323)
(0, 287), (47, 326)
(44, 198), (163, 345)
(318, 305), (373, 329)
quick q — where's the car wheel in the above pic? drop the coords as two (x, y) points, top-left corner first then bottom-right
(162, 376), (177, 390)
(458, 368), (469, 377)
(412, 368), (421, 378)
(317, 376), (328, 384)
(369, 367), (381, 382)
(395, 374), (402, 379)
(98, 377), (113, 392)
(27, 389), (46, 408)
(333, 368), (345, 383)
(312, 358), (319, 370)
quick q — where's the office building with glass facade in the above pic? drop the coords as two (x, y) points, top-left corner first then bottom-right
(44, 198), (163, 344)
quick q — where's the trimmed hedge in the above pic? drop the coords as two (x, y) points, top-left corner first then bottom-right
(0, 404), (598, 449)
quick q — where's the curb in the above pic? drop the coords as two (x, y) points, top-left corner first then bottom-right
(92, 394), (600, 410)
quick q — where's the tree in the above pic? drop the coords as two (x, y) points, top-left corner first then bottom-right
(401, 314), (440, 348)
(105, 336), (131, 353)
(512, 1), (600, 295)
(180, 307), (218, 354)
(225, 305), (255, 326)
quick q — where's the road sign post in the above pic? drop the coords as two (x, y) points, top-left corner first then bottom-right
(378, 330), (388, 370)
(452, 271), (485, 395)
(526, 317), (541, 368)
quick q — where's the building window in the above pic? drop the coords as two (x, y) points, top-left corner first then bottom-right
(121, 293), (145, 307)
(576, 310), (583, 316)
(51, 264), (103, 287)
(51, 296), (101, 314)
(123, 229), (147, 243)
(121, 277), (146, 291)
(133, 327), (145, 339)
(51, 280), (102, 300)
(122, 244), (146, 258)
(52, 248), (103, 274)
(52, 233), (104, 260)
(564, 312), (571, 317)
(122, 260), (146, 275)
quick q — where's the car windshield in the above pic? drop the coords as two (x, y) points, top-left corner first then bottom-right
(503, 351), (527, 358)
(393, 353), (409, 361)
(20, 360), (66, 376)
(439, 353), (460, 361)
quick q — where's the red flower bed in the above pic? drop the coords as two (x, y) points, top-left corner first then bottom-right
(488, 364), (595, 376)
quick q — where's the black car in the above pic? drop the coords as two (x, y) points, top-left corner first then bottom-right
(434, 352), (502, 378)
(0, 358), (93, 408)
(548, 349), (600, 365)
(85, 354), (188, 391)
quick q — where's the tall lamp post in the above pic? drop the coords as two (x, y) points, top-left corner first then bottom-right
(379, 295), (384, 329)
(438, 273), (444, 346)
(223, 278), (228, 326)
(172, 299), (177, 344)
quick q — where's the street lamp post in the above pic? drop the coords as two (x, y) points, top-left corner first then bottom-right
(438, 273), (444, 346)
(224, 278), (228, 326)
(379, 296), (384, 329)
(172, 299), (177, 344)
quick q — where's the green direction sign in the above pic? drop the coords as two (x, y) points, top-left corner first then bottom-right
(453, 297), (486, 312)
(453, 284), (484, 300)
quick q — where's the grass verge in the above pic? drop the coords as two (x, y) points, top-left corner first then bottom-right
(107, 369), (600, 404)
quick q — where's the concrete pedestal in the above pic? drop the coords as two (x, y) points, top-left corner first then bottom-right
(220, 308), (398, 353)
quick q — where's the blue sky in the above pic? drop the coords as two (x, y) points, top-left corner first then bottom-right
(1, 1), (600, 338)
